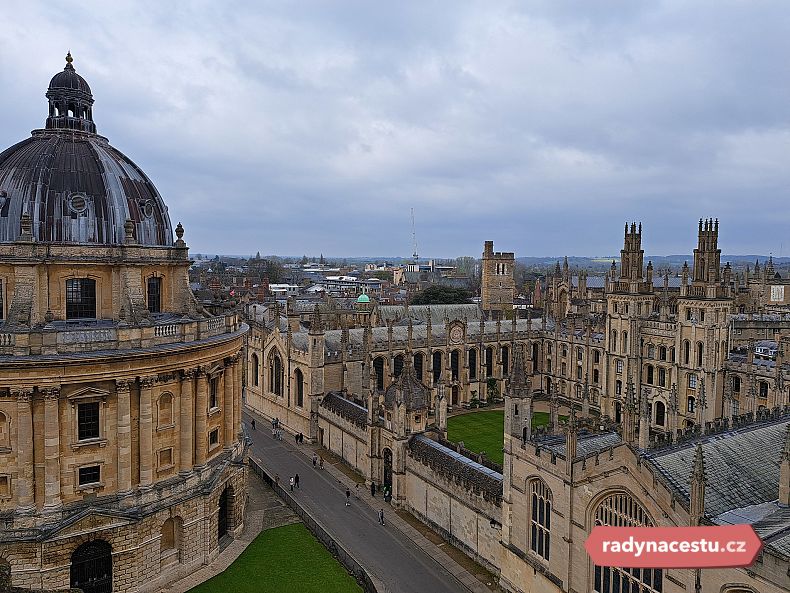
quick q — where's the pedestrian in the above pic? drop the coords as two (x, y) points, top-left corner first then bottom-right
(251, 418), (256, 430)
(294, 473), (300, 489)
(275, 474), (280, 488)
(312, 454), (317, 468)
(345, 488), (351, 506)
(271, 426), (276, 438)
(289, 476), (294, 492)
(370, 482), (376, 497)
(378, 508), (385, 526)
(295, 432), (299, 444)
(319, 457), (324, 470)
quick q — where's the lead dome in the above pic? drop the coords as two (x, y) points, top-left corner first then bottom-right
(0, 53), (173, 246)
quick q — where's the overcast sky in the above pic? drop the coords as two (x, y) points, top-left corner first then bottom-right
(2, 1), (789, 258)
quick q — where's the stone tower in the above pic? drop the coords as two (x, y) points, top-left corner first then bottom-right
(481, 240), (515, 320)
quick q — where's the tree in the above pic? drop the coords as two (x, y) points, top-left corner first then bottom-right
(410, 285), (471, 305)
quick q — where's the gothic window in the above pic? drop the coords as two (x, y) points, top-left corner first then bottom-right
(696, 342), (704, 367)
(687, 373), (697, 389)
(700, 309), (705, 323)
(654, 401), (665, 426)
(529, 479), (552, 561)
(577, 347), (583, 361)
(647, 345), (655, 359)
(77, 402), (100, 441)
(732, 376), (741, 393)
(593, 369), (599, 383)
(413, 352), (424, 381)
(157, 393), (173, 428)
(546, 359), (552, 373)
(270, 352), (284, 396)
(561, 362), (567, 377)
(547, 343), (552, 355)
(759, 381), (769, 398)
(147, 276), (162, 314)
(485, 347), (494, 377)
(576, 366), (582, 380)
(66, 278), (96, 319)
(658, 367), (666, 387)
(562, 346), (568, 358)
(468, 349), (477, 380)
(658, 346), (667, 361)
(621, 331), (628, 354)
(670, 347), (676, 363)
(593, 493), (662, 593)
(450, 350), (460, 381)
(532, 343), (539, 368)
(615, 380), (622, 396)
(687, 396), (696, 414)
(615, 359), (623, 374)
(646, 365), (654, 385)
(683, 340), (690, 364)
(373, 357), (385, 391)
(251, 354), (259, 387)
(433, 351), (443, 384)
(593, 350), (600, 363)
(294, 368), (304, 407)
(394, 354), (404, 378)
(501, 346), (509, 375)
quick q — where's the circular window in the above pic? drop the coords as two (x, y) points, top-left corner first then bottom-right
(142, 200), (154, 218)
(69, 193), (88, 214)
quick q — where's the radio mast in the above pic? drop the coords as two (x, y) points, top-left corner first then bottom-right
(411, 208), (419, 263)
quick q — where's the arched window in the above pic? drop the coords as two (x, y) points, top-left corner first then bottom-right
(529, 479), (552, 561)
(593, 493), (662, 593)
(577, 347), (584, 361)
(658, 345), (667, 361)
(647, 344), (655, 359)
(646, 365), (654, 385)
(532, 343), (539, 368)
(658, 367), (666, 387)
(670, 347), (676, 362)
(687, 396), (696, 414)
(683, 340), (690, 364)
(468, 349), (477, 380)
(157, 393), (173, 428)
(432, 351), (442, 384)
(592, 368), (599, 384)
(759, 381), (769, 398)
(294, 368), (304, 407)
(547, 343), (552, 355)
(610, 331), (617, 351)
(485, 347), (494, 377)
(251, 354), (259, 387)
(160, 517), (182, 567)
(732, 376), (741, 393)
(696, 342), (704, 367)
(593, 350), (600, 363)
(615, 380), (622, 396)
(621, 331), (628, 354)
(413, 352), (424, 381)
(0, 412), (9, 450)
(270, 352), (284, 396)
(373, 357), (385, 391)
(654, 401), (665, 426)
(66, 278), (97, 319)
(501, 345), (509, 375)
(393, 354), (404, 378)
(450, 350), (460, 381)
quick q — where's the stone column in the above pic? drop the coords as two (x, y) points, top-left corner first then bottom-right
(14, 388), (35, 512)
(194, 367), (208, 467)
(116, 380), (133, 493)
(42, 387), (62, 511)
(233, 355), (242, 440)
(139, 377), (155, 488)
(223, 359), (234, 448)
(180, 369), (195, 473)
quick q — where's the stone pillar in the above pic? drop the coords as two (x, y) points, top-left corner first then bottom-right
(14, 388), (35, 512)
(42, 387), (62, 511)
(116, 380), (133, 493)
(223, 360), (234, 448)
(233, 355), (242, 440)
(195, 368), (208, 467)
(139, 377), (155, 488)
(179, 369), (195, 473)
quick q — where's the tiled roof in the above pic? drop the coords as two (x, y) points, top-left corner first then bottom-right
(408, 434), (502, 503)
(320, 391), (367, 428)
(645, 419), (789, 518)
(537, 431), (622, 458)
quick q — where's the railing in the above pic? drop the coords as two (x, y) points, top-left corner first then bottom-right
(154, 323), (179, 338)
(248, 458), (379, 593)
(0, 334), (14, 347)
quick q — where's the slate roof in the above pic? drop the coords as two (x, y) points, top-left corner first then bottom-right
(537, 431), (622, 458)
(383, 358), (429, 411)
(320, 391), (367, 428)
(408, 434), (502, 503)
(645, 419), (789, 518)
(378, 304), (482, 325)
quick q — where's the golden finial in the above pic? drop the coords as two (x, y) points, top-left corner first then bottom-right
(65, 51), (73, 65)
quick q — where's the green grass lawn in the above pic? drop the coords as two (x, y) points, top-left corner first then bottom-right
(188, 523), (362, 593)
(447, 410), (556, 466)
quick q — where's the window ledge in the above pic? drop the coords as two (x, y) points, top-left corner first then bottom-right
(72, 437), (108, 451)
(208, 407), (221, 417)
(158, 463), (175, 473)
(156, 423), (176, 432)
(77, 482), (104, 493)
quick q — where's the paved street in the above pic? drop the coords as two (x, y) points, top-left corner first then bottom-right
(244, 409), (492, 593)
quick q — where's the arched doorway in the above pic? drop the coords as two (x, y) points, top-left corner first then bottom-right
(383, 449), (393, 491)
(218, 488), (230, 542)
(71, 540), (113, 593)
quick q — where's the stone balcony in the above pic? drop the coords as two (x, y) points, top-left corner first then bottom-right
(0, 312), (241, 357)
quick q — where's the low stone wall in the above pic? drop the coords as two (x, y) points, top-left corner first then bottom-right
(248, 458), (379, 593)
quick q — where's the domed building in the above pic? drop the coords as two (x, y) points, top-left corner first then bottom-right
(0, 54), (248, 593)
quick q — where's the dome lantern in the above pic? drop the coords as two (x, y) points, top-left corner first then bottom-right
(45, 52), (96, 134)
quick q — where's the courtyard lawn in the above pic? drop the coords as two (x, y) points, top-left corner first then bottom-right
(447, 410), (556, 467)
(188, 523), (362, 593)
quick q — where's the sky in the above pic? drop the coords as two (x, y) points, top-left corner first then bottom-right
(1, 1), (789, 258)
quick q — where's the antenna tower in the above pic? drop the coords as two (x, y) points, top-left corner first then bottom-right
(411, 208), (419, 262)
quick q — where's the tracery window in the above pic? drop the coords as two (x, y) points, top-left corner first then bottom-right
(529, 479), (552, 561)
(593, 493), (662, 592)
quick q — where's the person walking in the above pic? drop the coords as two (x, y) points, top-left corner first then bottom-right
(312, 454), (318, 468)
(251, 418), (256, 430)
(378, 508), (385, 526)
(370, 482), (376, 497)
(294, 473), (300, 489)
(295, 432), (299, 445)
(345, 488), (351, 506)
(289, 476), (294, 492)
(319, 457), (324, 470)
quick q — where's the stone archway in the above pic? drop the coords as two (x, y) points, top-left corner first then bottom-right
(71, 540), (113, 593)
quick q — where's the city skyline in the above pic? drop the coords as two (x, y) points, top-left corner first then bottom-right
(1, 1), (789, 257)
